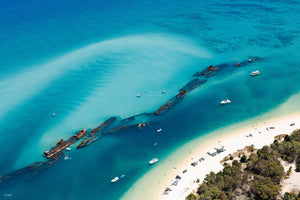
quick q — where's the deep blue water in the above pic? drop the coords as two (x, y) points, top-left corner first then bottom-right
(0, 0), (300, 199)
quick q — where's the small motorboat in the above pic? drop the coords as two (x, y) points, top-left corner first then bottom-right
(66, 147), (71, 151)
(64, 154), (72, 160)
(157, 128), (162, 132)
(220, 99), (231, 105)
(52, 113), (56, 117)
(149, 158), (159, 165)
(111, 177), (119, 183)
(162, 90), (166, 93)
(119, 175), (125, 179)
(136, 94), (141, 97)
(250, 70), (260, 76)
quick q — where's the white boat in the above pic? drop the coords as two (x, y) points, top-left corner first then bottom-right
(157, 128), (162, 132)
(66, 147), (71, 151)
(111, 177), (119, 183)
(136, 94), (141, 97)
(162, 90), (166, 93)
(220, 99), (231, 104)
(52, 113), (56, 116)
(64, 154), (72, 160)
(149, 158), (159, 165)
(250, 70), (260, 76)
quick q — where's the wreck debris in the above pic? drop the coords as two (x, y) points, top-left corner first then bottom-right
(155, 90), (187, 115)
(76, 117), (117, 149)
(43, 129), (87, 159)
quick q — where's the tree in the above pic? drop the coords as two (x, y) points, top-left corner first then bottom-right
(296, 156), (300, 172)
(240, 155), (247, 163)
(251, 177), (280, 200)
(266, 161), (284, 184)
(284, 135), (291, 142)
(186, 193), (197, 200)
(232, 160), (240, 167)
(223, 166), (233, 176)
(283, 192), (293, 200)
(219, 191), (227, 200)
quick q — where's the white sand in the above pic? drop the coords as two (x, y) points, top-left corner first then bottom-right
(281, 163), (300, 194)
(121, 94), (300, 200)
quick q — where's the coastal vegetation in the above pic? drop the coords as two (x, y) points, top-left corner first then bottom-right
(186, 129), (300, 200)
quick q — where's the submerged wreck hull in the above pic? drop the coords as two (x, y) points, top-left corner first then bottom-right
(76, 117), (117, 149)
(0, 152), (63, 184)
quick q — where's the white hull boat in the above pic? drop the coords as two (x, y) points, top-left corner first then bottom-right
(149, 158), (159, 165)
(250, 70), (260, 76)
(111, 177), (119, 183)
(220, 99), (231, 105)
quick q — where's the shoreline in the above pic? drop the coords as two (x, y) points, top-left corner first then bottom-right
(160, 113), (300, 200)
(121, 96), (300, 200)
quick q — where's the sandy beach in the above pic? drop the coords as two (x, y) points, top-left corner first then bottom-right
(159, 114), (300, 200)
(121, 93), (300, 200)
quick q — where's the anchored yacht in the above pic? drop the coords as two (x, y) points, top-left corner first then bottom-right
(220, 99), (231, 105)
(149, 158), (159, 165)
(250, 70), (260, 76)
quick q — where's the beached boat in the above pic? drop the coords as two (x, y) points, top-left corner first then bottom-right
(149, 158), (159, 165)
(111, 177), (119, 183)
(220, 99), (231, 105)
(250, 70), (260, 76)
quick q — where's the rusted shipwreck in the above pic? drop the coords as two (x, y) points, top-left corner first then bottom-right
(155, 90), (187, 115)
(77, 116), (151, 149)
(43, 129), (87, 159)
(76, 117), (117, 149)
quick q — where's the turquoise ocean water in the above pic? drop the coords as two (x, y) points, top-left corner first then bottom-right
(0, 0), (300, 199)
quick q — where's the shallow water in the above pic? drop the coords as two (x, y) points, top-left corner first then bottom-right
(0, 0), (300, 199)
